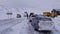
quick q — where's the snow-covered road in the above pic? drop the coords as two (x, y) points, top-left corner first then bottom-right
(0, 17), (40, 34)
(0, 17), (60, 34)
(0, 18), (24, 34)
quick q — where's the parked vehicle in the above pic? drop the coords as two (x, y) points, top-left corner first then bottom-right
(29, 15), (54, 34)
(16, 14), (21, 18)
(43, 12), (51, 17)
(51, 9), (60, 15)
(51, 12), (57, 18)
(43, 11), (57, 18)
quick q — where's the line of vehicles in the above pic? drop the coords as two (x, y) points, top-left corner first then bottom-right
(29, 9), (60, 34)
(43, 9), (60, 18)
(4, 9), (60, 34)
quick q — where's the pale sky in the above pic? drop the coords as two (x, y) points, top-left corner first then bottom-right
(0, 0), (60, 11)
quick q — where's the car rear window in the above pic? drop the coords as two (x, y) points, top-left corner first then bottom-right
(39, 17), (52, 21)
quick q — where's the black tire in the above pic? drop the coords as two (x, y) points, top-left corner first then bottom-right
(34, 29), (39, 31)
(29, 20), (32, 22)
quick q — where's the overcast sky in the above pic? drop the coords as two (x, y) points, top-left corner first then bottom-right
(0, 0), (60, 11)
(0, 0), (60, 19)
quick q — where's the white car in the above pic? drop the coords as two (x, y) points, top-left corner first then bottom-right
(38, 17), (54, 31)
(29, 15), (54, 33)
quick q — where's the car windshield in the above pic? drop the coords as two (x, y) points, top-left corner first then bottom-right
(39, 17), (52, 21)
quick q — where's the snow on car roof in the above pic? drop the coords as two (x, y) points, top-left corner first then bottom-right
(37, 15), (51, 18)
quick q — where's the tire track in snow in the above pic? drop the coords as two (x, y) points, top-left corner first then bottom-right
(0, 18), (24, 34)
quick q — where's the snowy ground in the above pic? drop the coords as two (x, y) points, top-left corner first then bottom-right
(0, 17), (41, 34)
(0, 18), (24, 34)
(0, 16), (60, 34)
(52, 16), (60, 34)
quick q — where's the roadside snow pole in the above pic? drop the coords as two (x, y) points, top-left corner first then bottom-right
(24, 11), (28, 19)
